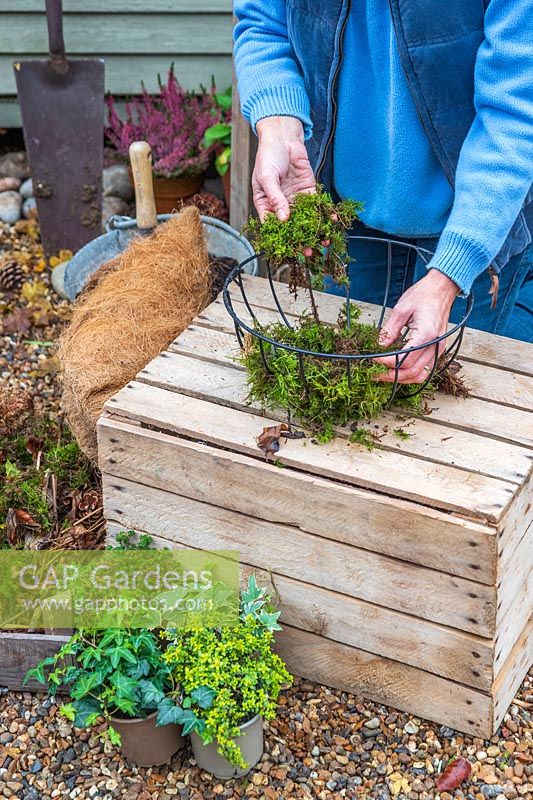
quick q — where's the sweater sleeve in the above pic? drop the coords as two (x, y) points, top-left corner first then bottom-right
(233, 0), (313, 138)
(427, 0), (533, 295)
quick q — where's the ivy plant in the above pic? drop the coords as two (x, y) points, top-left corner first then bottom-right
(24, 627), (182, 745)
(163, 575), (292, 769)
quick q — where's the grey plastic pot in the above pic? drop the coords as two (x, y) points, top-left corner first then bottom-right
(110, 711), (185, 767)
(190, 714), (264, 779)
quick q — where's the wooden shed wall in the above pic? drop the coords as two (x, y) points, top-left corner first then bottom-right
(0, 0), (233, 126)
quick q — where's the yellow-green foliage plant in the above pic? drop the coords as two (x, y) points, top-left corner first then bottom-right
(163, 576), (292, 769)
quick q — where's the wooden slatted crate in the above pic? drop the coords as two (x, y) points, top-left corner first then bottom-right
(98, 274), (532, 738)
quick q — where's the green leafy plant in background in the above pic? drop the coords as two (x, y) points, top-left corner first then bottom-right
(163, 575), (291, 769)
(203, 86), (232, 176)
(25, 628), (182, 745)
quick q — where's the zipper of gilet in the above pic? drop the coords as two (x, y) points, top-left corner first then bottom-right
(315, 0), (352, 183)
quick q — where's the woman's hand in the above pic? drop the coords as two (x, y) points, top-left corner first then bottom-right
(253, 116), (316, 221)
(375, 270), (461, 383)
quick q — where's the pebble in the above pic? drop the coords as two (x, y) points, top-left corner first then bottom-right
(19, 178), (33, 199)
(102, 195), (129, 225)
(364, 717), (381, 729)
(0, 150), (30, 180)
(103, 163), (134, 201)
(22, 197), (37, 221)
(480, 785), (505, 798)
(0, 177), (21, 192)
(404, 721), (419, 735)
(0, 191), (22, 224)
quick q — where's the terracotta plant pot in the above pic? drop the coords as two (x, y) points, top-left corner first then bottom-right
(221, 168), (231, 210)
(190, 714), (263, 779)
(110, 711), (184, 767)
(153, 172), (205, 213)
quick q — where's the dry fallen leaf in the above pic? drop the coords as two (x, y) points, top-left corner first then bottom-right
(436, 756), (472, 791)
(3, 306), (33, 334)
(6, 507), (42, 546)
(256, 423), (290, 457)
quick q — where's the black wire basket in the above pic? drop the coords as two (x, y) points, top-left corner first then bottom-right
(222, 235), (473, 406)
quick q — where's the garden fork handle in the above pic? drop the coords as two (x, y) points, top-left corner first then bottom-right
(129, 141), (158, 232)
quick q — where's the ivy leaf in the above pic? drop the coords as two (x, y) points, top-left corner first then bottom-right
(258, 609), (282, 632)
(128, 658), (151, 679)
(138, 680), (165, 708)
(112, 696), (137, 716)
(59, 703), (76, 721)
(71, 697), (102, 728)
(23, 663), (46, 685)
(190, 686), (216, 710)
(99, 630), (124, 648)
(80, 647), (103, 668)
(110, 670), (137, 698)
(108, 726), (122, 746)
(156, 698), (183, 727)
(70, 671), (101, 700)
(178, 708), (201, 736)
(106, 645), (136, 669)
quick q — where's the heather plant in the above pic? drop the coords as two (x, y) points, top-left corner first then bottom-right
(106, 68), (221, 178)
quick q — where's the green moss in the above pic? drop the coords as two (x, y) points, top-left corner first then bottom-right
(0, 417), (93, 545)
(349, 428), (376, 451)
(241, 312), (426, 440)
(245, 188), (362, 294)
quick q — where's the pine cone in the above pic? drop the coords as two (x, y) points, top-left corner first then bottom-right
(0, 387), (34, 436)
(0, 261), (24, 292)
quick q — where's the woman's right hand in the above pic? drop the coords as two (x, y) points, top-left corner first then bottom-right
(253, 116), (316, 221)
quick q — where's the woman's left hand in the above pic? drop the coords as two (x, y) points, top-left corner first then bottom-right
(375, 269), (461, 383)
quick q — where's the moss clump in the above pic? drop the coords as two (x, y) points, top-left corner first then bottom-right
(245, 188), (362, 295)
(0, 417), (93, 544)
(241, 307), (427, 442)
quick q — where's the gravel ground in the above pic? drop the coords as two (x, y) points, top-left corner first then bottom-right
(0, 219), (71, 421)
(0, 673), (531, 800)
(1, 216), (531, 800)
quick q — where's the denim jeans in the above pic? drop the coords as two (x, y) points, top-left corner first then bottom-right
(325, 221), (533, 343)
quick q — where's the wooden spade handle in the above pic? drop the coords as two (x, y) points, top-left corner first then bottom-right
(129, 141), (158, 231)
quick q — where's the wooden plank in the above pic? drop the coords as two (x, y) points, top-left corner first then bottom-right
(182, 310), (533, 448)
(274, 625), (493, 739)
(230, 78), (257, 232)
(138, 349), (531, 485)
(235, 274), (533, 377)
(0, 632), (70, 691)
(103, 475), (497, 636)
(105, 380), (517, 522)
(3, 0), (231, 10)
(494, 513), (533, 673)
(4, 14), (232, 54)
(0, 55), (232, 95)
(98, 416), (497, 584)
(107, 522), (494, 690)
(493, 616), (533, 731)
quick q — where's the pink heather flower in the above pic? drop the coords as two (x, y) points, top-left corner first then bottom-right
(105, 68), (222, 179)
